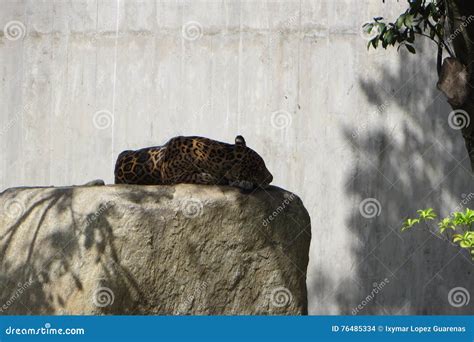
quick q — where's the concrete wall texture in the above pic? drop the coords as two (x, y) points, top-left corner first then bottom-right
(0, 0), (472, 314)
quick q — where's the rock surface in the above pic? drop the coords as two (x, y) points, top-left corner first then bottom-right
(0, 183), (311, 315)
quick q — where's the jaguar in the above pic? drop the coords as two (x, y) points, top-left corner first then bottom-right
(114, 135), (273, 190)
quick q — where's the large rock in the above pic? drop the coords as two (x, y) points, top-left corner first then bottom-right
(0, 183), (311, 315)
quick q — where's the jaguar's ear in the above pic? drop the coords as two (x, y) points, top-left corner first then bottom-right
(235, 135), (246, 146)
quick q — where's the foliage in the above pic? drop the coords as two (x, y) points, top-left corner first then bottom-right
(401, 208), (474, 258)
(363, 0), (453, 56)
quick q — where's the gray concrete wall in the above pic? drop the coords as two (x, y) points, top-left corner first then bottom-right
(0, 0), (472, 314)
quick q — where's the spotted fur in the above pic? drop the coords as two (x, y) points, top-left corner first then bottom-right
(114, 135), (273, 190)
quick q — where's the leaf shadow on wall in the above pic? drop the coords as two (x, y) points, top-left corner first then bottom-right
(314, 46), (474, 315)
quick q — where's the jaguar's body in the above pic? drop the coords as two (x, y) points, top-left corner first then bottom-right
(114, 136), (273, 190)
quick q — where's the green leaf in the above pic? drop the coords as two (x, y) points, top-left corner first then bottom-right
(404, 14), (414, 28)
(401, 218), (420, 232)
(363, 23), (374, 34)
(438, 218), (454, 233)
(401, 225), (411, 232)
(417, 208), (437, 221)
(396, 15), (405, 29)
(453, 234), (463, 243)
(384, 30), (395, 45)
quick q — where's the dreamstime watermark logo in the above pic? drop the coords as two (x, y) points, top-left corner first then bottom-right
(271, 110), (292, 130)
(87, 32), (100, 47)
(352, 102), (388, 138)
(446, 15), (474, 44)
(182, 21), (203, 41)
(271, 12), (298, 43)
(270, 286), (293, 308)
(92, 286), (114, 307)
(93, 110), (114, 130)
(84, 194), (120, 227)
(359, 198), (381, 218)
(0, 279), (34, 313)
(448, 109), (470, 130)
(5, 322), (85, 335)
(448, 287), (470, 308)
(352, 278), (390, 315)
(180, 198), (203, 218)
(4, 20), (26, 41)
(0, 113), (22, 138)
(3, 199), (25, 220)
(263, 12), (299, 63)
(262, 193), (296, 226)
(452, 193), (474, 213)
(175, 281), (208, 315)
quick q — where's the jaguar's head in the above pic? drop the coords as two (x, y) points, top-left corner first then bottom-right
(225, 136), (273, 189)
